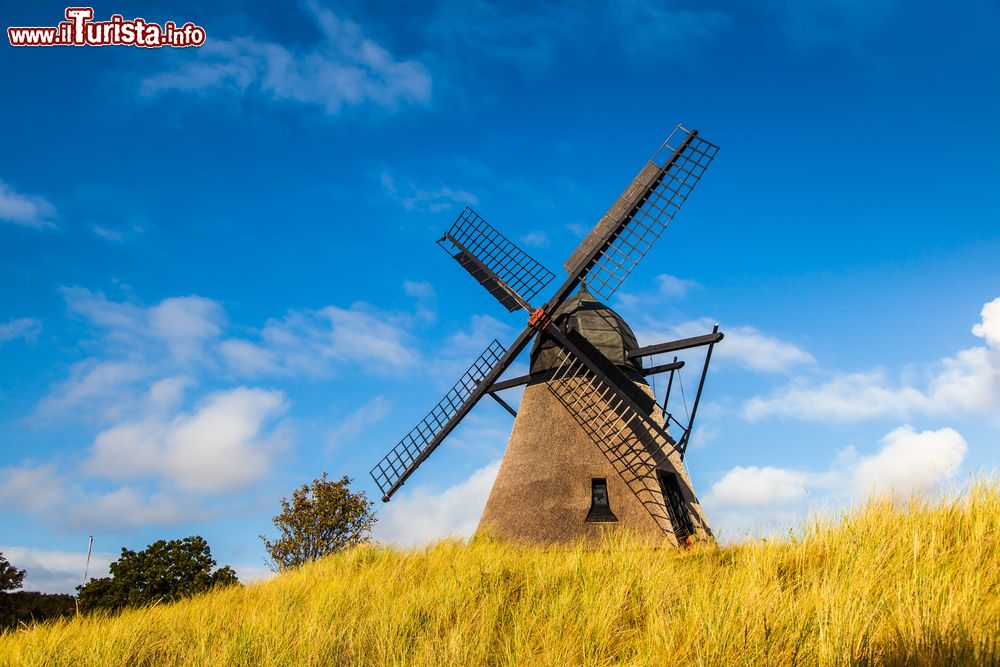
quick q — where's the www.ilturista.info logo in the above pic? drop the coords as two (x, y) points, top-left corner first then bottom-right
(8, 8), (206, 48)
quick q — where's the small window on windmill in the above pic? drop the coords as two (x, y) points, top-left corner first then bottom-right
(586, 478), (618, 523)
(657, 471), (695, 542)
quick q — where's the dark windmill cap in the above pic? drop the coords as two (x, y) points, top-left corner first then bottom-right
(529, 285), (645, 381)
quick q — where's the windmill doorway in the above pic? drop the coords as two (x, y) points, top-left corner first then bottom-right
(657, 471), (695, 542)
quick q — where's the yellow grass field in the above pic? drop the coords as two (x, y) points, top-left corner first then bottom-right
(2, 483), (998, 666)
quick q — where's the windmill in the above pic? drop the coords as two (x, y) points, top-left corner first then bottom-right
(370, 125), (723, 546)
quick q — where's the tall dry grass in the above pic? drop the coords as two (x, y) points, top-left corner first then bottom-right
(2, 483), (998, 666)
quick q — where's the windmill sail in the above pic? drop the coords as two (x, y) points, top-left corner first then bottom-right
(563, 126), (718, 301)
(544, 328), (677, 466)
(439, 208), (554, 312)
(369, 338), (518, 501)
(543, 328), (708, 537)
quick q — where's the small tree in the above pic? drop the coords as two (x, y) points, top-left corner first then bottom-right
(261, 473), (376, 571)
(77, 536), (239, 613)
(0, 552), (26, 593)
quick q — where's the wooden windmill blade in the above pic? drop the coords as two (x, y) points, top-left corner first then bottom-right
(562, 125), (719, 302)
(541, 324), (677, 464)
(370, 210), (556, 501)
(437, 207), (554, 313)
(368, 333), (530, 502)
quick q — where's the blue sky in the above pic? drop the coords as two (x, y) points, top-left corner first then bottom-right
(1, 0), (998, 592)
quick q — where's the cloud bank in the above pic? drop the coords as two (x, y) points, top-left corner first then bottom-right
(743, 297), (1000, 422)
(141, 2), (431, 115)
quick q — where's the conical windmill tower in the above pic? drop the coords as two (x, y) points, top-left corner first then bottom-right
(370, 125), (722, 546)
(479, 287), (714, 545)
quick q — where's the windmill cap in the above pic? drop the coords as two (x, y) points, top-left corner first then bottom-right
(529, 286), (644, 378)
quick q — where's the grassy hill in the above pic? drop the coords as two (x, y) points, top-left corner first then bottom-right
(2, 483), (998, 666)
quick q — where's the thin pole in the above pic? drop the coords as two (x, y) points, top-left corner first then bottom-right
(679, 323), (719, 457)
(663, 355), (678, 411)
(76, 535), (93, 616)
(82, 535), (93, 586)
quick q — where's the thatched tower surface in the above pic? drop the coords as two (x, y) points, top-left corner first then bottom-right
(477, 288), (711, 545)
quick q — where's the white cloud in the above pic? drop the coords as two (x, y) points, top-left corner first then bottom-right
(972, 297), (1000, 347)
(703, 425), (968, 539)
(218, 338), (279, 376)
(86, 387), (288, 492)
(147, 297), (226, 362)
(426, 314), (514, 386)
(90, 221), (146, 243)
(520, 231), (549, 248)
(62, 287), (225, 365)
(141, 3), (431, 115)
(36, 288), (224, 421)
(327, 396), (391, 446)
(0, 317), (41, 345)
(145, 376), (192, 414)
(447, 313), (511, 351)
(374, 460), (500, 546)
(654, 274), (698, 299)
(853, 425), (966, 496)
(403, 280), (437, 323)
(402, 280), (436, 301)
(36, 359), (148, 421)
(231, 563), (275, 586)
(380, 170), (478, 213)
(0, 545), (114, 595)
(708, 466), (812, 508)
(222, 302), (418, 378)
(442, 411), (513, 456)
(617, 274), (700, 307)
(65, 487), (197, 531)
(6, 382), (283, 533)
(90, 224), (124, 242)
(0, 180), (56, 229)
(0, 465), (63, 514)
(62, 286), (142, 330)
(686, 423), (720, 451)
(633, 317), (814, 374)
(709, 324), (815, 373)
(744, 296), (1000, 423)
(51, 285), (423, 394)
(743, 371), (921, 423)
(0, 463), (197, 532)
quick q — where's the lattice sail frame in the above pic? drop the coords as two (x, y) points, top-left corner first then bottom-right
(568, 126), (719, 301)
(370, 339), (506, 497)
(438, 208), (554, 311)
(544, 344), (680, 536)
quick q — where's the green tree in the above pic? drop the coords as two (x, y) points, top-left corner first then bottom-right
(0, 552), (27, 629)
(0, 592), (76, 631)
(261, 473), (376, 571)
(76, 536), (239, 613)
(0, 553), (25, 594)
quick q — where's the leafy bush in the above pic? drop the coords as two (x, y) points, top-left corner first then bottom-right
(261, 473), (376, 570)
(0, 553), (25, 593)
(0, 592), (75, 631)
(77, 536), (239, 613)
